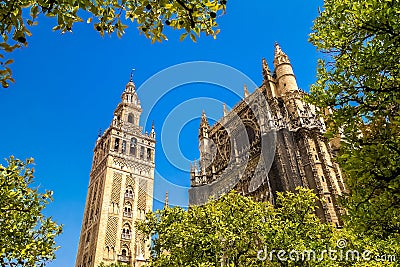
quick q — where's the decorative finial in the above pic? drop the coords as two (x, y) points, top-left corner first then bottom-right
(262, 58), (270, 72)
(200, 110), (209, 129)
(274, 42), (283, 56)
(152, 121), (155, 130)
(244, 84), (249, 98)
(130, 68), (135, 82)
(164, 191), (169, 209)
(223, 103), (228, 116)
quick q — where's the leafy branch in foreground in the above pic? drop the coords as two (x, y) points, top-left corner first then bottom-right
(0, 0), (227, 87)
(308, 0), (400, 254)
(0, 156), (63, 267)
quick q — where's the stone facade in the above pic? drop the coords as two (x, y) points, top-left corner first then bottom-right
(75, 76), (156, 267)
(189, 44), (345, 226)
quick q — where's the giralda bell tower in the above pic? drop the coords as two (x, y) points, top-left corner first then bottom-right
(75, 74), (156, 267)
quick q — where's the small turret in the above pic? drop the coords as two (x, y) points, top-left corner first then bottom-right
(273, 43), (298, 96)
(262, 57), (278, 98)
(262, 58), (272, 80)
(199, 111), (212, 169)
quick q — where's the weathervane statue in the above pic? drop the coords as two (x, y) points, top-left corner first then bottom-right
(130, 68), (135, 81)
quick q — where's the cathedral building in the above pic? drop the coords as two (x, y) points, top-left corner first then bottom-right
(189, 43), (345, 226)
(75, 75), (156, 267)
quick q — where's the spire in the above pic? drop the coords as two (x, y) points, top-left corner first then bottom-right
(262, 58), (271, 78)
(274, 42), (283, 56)
(164, 191), (169, 209)
(125, 69), (136, 92)
(200, 110), (209, 128)
(199, 110), (209, 139)
(244, 84), (249, 98)
(273, 42), (290, 67)
(223, 103), (228, 116)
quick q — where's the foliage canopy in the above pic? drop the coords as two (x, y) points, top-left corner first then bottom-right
(308, 0), (400, 240)
(0, 0), (227, 87)
(0, 156), (63, 267)
(137, 188), (338, 267)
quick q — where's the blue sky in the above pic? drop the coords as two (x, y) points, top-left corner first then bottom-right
(0, 1), (322, 266)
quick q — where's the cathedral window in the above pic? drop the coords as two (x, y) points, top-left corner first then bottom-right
(246, 126), (255, 145)
(130, 138), (137, 156)
(327, 197), (332, 203)
(122, 140), (127, 154)
(321, 175), (325, 182)
(128, 113), (134, 123)
(140, 146), (144, 160)
(114, 138), (120, 151)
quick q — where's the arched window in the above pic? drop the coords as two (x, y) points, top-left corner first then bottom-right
(147, 148), (152, 161)
(125, 186), (134, 199)
(122, 140), (127, 154)
(236, 125), (256, 151)
(122, 223), (131, 239)
(119, 245), (130, 262)
(110, 247), (115, 260)
(140, 146), (144, 160)
(114, 203), (119, 214)
(138, 209), (146, 220)
(130, 138), (137, 156)
(110, 202), (119, 214)
(128, 113), (134, 123)
(104, 247), (110, 259)
(123, 202), (132, 218)
(114, 138), (120, 151)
